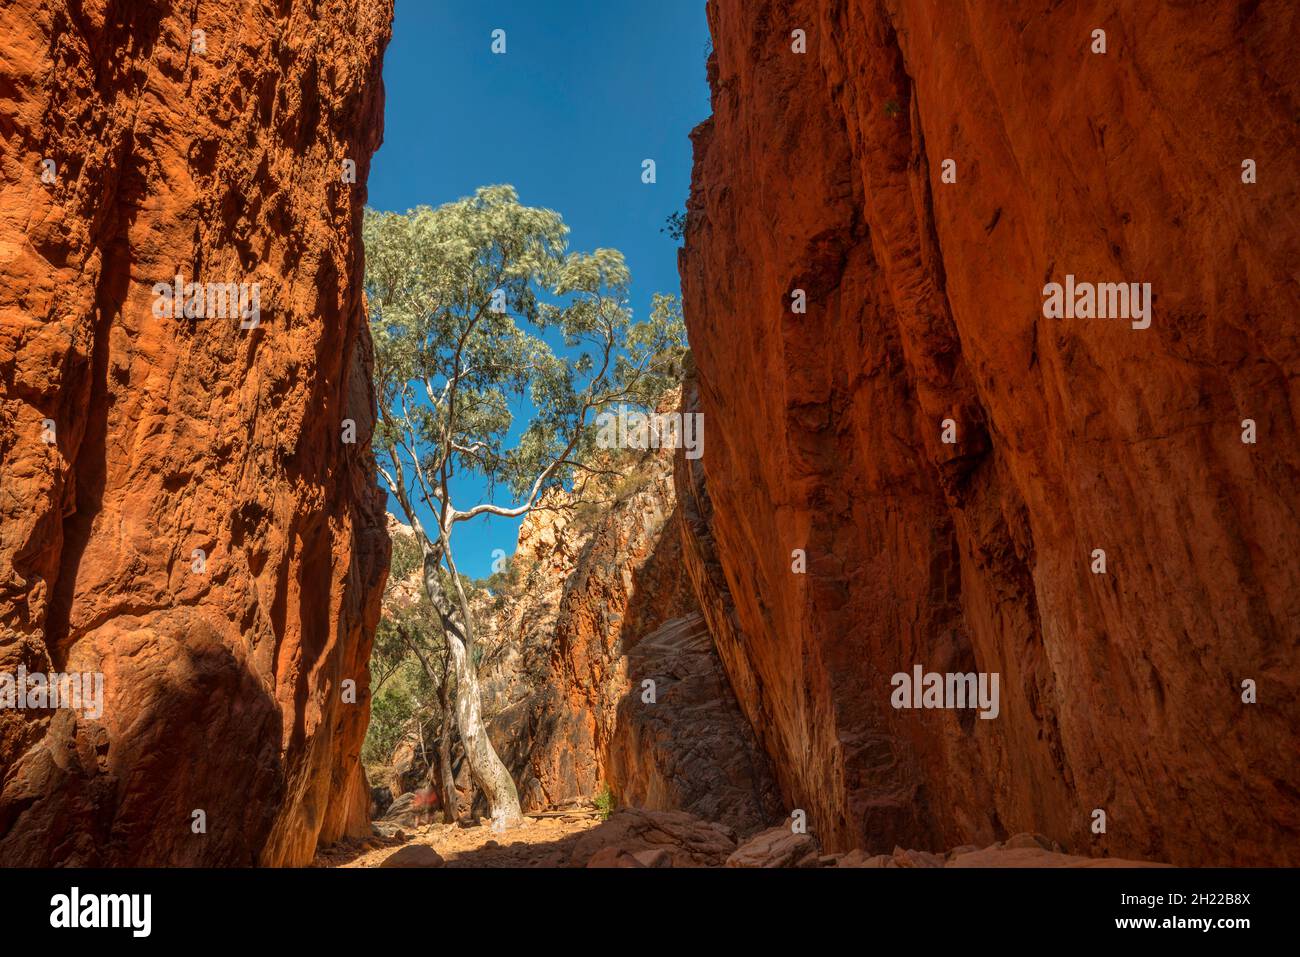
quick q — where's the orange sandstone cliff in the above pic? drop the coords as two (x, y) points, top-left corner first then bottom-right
(678, 0), (1299, 865)
(477, 440), (781, 837)
(0, 0), (393, 865)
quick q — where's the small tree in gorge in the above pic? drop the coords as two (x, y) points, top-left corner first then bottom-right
(365, 529), (464, 822)
(363, 186), (686, 827)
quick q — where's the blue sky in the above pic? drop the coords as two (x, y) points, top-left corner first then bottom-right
(367, 0), (711, 577)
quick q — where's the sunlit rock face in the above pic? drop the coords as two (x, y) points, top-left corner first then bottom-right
(0, 0), (393, 865)
(678, 0), (1298, 864)
(478, 432), (782, 838)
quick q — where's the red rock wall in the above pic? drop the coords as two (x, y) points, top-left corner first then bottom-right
(679, 0), (1299, 864)
(480, 444), (780, 836)
(0, 0), (392, 865)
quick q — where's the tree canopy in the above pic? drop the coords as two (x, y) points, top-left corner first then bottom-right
(364, 185), (686, 539)
(362, 185), (688, 825)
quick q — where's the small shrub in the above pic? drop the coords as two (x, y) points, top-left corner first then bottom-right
(481, 556), (521, 598)
(594, 783), (616, 821)
(661, 210), (686, 243)
(571, 499), (606, 530)
(390, 532), (424, 581)
(611, 467), (654, 503)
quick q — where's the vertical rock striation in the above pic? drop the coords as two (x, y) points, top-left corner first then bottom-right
(679, 0), (1298, 864)
(477, 438), (781, 837)
(0, 0), (393, 865)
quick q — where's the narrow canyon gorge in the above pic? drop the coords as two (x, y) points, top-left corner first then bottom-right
(1, 0), (1296, 870)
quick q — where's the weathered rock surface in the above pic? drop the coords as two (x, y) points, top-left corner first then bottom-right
(479, 439), (782, 836)
(606, 611), (782, 835)
(724, 826), (821, 869)
(380, 791), (424, 830)
(0, 1), (393, 865)
(379, 843), (443, 868)
(724, 823), (1165, 868)
(679, 0), (1298, 865)
(569, 808), (738, 868)
(325, 804), (1168, 869)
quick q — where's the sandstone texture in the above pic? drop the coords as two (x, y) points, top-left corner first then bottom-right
(605, 610), (781, 834)
(326, 807), (1166, 870)
(568, 807), (738, 868)
(679, 0), (1298, 864)
(0, 1), (393, 865)
(477, 440), (782, 836)
(724, 826), (821, 868)
(378, 843), (443, 868)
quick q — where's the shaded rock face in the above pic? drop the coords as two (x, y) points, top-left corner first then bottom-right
(0, 1), (393, 865)
(480, 441), (781, 837)
(679, 0), (1298, 864)
(606, 611), (782, 835)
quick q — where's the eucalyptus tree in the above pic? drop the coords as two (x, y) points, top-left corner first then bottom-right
(363, 186), (685, 826)
(367, 530), (462, 823)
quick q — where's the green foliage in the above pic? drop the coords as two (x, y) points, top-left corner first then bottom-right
(561, 442), (661, 535)
(478, 554), (522, 601)
(594, 783), (616, 821)
(363, 669), (418, 768)
(884, 99), (901, 117)
(363, 185), (688, 531)
(661, 210), (686, 243)
(362, 187), (690, 790)
(570, 499), (605, 531)
(363, 539), (447, 772)
(611, 466), (655, 503)
(389, 531), (424, 582)
(363, 617), (439, 769)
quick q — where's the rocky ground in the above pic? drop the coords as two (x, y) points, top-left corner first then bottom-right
(316, 806), (1168, 869)
(315, 809), (606, 869)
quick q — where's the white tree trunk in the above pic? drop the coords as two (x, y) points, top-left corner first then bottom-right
(422, 553), (523, 828)
(445, 630), (523, 827)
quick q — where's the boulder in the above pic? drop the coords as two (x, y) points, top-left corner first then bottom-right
(725, 827), (822, 868)
(569, 808), (737, 868)
(379, 845), (446, 869)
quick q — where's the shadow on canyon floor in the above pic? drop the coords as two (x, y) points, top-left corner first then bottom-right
(316, 810), (606, 868)
(317, 805), (1174, 870)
